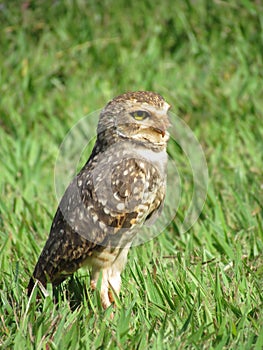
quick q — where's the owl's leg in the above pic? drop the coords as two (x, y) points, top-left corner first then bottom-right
(108, 270), (121, 303)
(90, 267), (111, 309)
(90, 246), (130, 309)
(107, 247), (130, 303)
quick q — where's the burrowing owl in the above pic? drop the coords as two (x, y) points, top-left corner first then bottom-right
(27, 91), (170, 309)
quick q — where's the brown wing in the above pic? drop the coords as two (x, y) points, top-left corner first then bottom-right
(27, 151), (164, 295)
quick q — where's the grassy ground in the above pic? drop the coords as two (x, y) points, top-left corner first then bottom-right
(0, 1), (263, 349)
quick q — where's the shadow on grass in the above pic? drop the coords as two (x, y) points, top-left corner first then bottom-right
(52, 276), (90, 311)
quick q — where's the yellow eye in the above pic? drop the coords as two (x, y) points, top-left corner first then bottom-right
(130, 110), (150, 121)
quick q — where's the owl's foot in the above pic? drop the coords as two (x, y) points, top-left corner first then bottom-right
(91, 268), (121, 311)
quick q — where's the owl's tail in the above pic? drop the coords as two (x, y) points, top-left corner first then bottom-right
(27, 277), (38, 297)
(27, 266), (48, 297)
(27, 260), (68, 297)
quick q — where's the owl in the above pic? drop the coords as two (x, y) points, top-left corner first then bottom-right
(27, 91), (170, 309)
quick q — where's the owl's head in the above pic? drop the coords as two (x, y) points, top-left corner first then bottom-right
(98, 91), (171, 148)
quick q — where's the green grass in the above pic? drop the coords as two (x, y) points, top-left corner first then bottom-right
(0, 0), (263, 349)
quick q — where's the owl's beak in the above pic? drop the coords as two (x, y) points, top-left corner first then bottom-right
(153, 127), (166, 137)
(149, 124), (168, 138)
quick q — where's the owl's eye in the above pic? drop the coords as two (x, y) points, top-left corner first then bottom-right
(130, 110), (150, 121)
